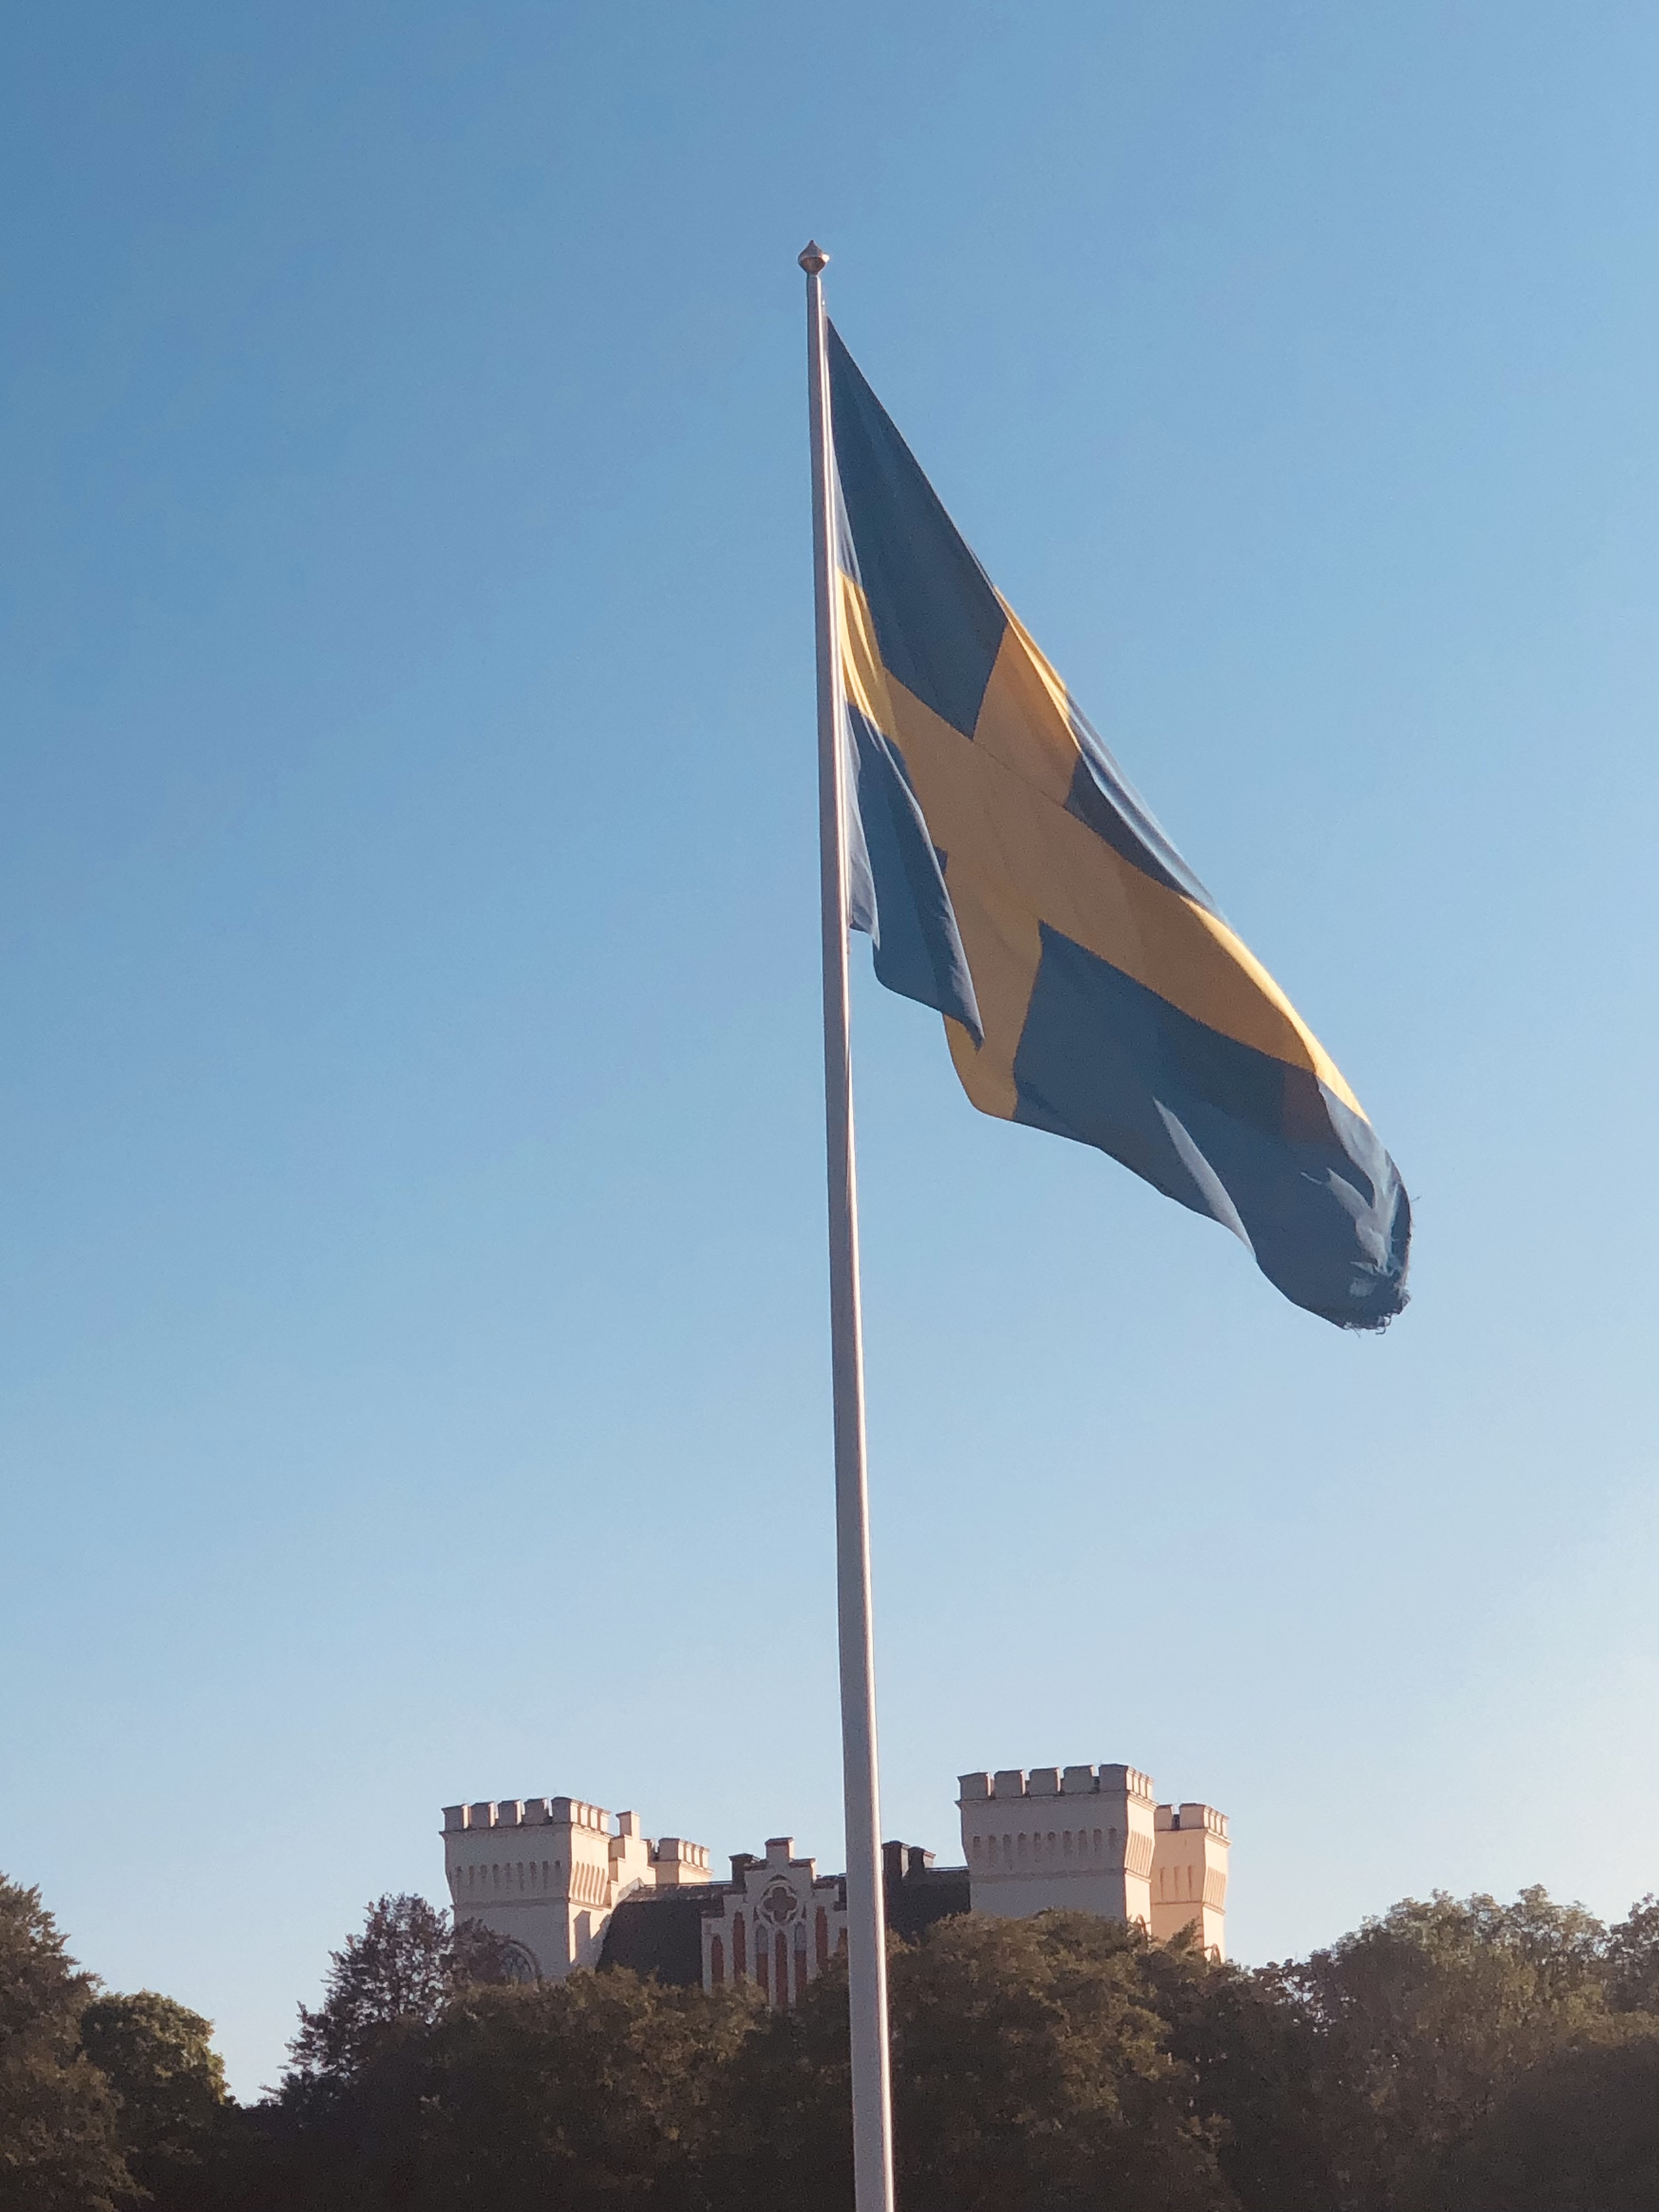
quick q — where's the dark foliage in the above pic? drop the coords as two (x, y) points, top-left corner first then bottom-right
(1277, 1885), (1620, 2210)
(1417, 2020), (1659, 2212)
(7, 1873), (1657, 2212)
(280, 1890), (513, 2107)
(307, 1969), (759, 2210)
(80, 1990), (229, 2209)
(1601, 1894), (1659, 2013)
(1141, 1933), (1341, 2211)
(0, 1876), (131, 2212)
(888, 1914), (1229, 2212)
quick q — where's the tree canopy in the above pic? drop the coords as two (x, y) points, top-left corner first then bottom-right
(0, 1876), (131, 2212)
(282, 1890), (512, 2105)
(3, 1871), (1654, 2211)
(80, 1988), (229, 2208)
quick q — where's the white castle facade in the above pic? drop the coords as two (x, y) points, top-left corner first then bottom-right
(442, 1760), (1229, 2003)
(960, 1765), (1230, 1955)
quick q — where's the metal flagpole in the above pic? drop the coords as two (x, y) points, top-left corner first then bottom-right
(800, 238), (897, 2212)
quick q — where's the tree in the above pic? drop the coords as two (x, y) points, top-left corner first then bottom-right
(1601, 1895), (1659, 2014)
(0, 1874), (132, 2212)
(890, 1913), (1231, 2212)
(282, 1893), (511, 2102)
(15, 1868), (1646, 2211)
(80, 1989), (229, 2206)
(1420, 2019), (1659, 2212)
(705, 1949), (855, 2210)
(285, 1967), (759, 2211)
(1139, 1935), (1342, 2212)
(716, 1916), (1235, 2212)
(1281, 1887), (1615, 2210)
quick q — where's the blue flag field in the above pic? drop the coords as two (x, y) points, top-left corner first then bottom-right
(828, 324), (1411, 1329)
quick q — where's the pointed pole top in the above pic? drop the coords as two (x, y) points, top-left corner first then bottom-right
(799, 239), (829, 276)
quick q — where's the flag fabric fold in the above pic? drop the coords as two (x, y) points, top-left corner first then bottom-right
(827, 322), (1411, 1329)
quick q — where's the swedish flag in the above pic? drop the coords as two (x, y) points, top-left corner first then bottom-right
(830, 325), (1411, 1329)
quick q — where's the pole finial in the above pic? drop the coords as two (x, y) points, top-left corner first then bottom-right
(799, 239), (828, 276)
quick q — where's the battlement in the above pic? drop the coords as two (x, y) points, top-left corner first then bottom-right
(957, 1762), (1156, 1804)
(441, 1792), (714, 1981)
(652, 1838), (711, 1871)
(651, 1836), (712, 1887)
(443, 1762), (1229, 1986)
(1155, 1802), (1229, 1840)
(955, 1757), (1225, 1950)
(442, 1796), (615, 1834)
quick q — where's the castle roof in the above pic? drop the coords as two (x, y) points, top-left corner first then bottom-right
(600, 1889), (709, 1986)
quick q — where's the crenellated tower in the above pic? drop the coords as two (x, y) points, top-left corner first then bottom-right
(958, 1762), (1228, 1955)
(1150, 1801), (1230, 1956)
(957, 1764), (1158, 1927)
(441, 1795), (711, 1981)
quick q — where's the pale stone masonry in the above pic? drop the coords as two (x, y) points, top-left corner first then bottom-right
(1150, 1800), (1230, 1956)
(956, 1764), (1229, 1956)
(441, 1795), (711, 1981)
(441, 1759), (1228, 1996)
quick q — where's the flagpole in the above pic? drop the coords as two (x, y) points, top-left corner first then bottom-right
(800, 238), (896, 2212)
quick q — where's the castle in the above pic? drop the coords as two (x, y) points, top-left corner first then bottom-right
(442, 1761), (1229, 2003)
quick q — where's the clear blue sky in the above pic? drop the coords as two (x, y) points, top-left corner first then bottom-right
(2, 1), (1654, 2097)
